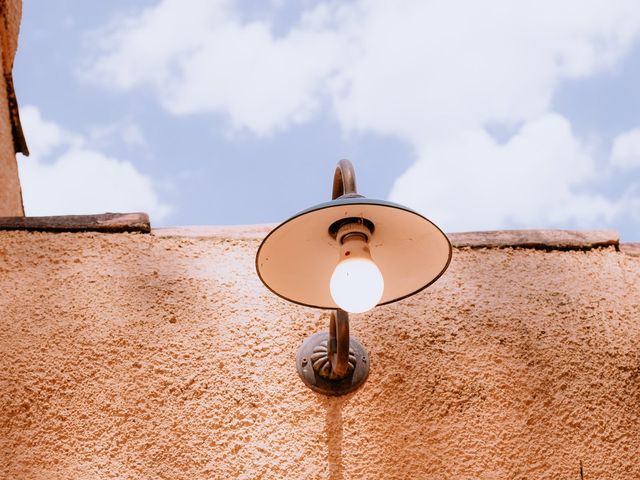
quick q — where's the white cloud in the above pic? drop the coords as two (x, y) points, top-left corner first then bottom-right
(611, 128), (640, 169)
(84, 0), (640, 138)
(84, 0), (344, 136)
(82, 0), (640, 230)
(390, 114), (622, 231)
(87, 120), (147, 148)
(329, 0), (640, 143)
(19, 106), (82, 158)
(18, 105), (171, 221)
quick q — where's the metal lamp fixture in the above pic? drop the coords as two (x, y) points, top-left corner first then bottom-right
(256, 160), (452, 395)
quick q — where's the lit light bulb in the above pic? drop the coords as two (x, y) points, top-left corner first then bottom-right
(330, 258), (384, 313)
(329, 223), (384, 313)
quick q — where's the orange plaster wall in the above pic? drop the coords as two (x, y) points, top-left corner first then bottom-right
(0, 0), (24, 216)
(0, 229), (639, 479)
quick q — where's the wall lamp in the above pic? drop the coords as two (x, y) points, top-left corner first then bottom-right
(256, 160), (452, 395)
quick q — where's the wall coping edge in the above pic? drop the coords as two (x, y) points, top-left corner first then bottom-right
(152, 226), (621, 251)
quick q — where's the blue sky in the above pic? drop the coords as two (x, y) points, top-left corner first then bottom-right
(13, 0), (640, 240)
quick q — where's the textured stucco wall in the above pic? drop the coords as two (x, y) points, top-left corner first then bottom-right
(0, 0), (24, 216)
(1, 230), (639, 479)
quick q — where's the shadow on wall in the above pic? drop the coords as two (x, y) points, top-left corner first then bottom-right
(325, 398), (345, 480)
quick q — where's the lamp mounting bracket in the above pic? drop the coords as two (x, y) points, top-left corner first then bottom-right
(296, 310), (370, 396)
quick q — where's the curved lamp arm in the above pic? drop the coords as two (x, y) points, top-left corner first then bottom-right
(328, 309), (351, 379)
(332, 159), (359, 200)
